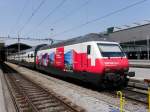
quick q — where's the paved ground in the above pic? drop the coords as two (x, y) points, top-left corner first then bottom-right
(0, 66), (7, 112)
(129, 67), (150, 80)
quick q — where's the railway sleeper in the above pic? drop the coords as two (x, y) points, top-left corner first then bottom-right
(13, 90), (23, 94)
(15, 97), (26, 101)
(34, 100), (58, 106)
(15, 94), (24, 98)
(31, 97), (53, 102)
(29, 96), (51, 101)
(25, 90), (45, 93)
(17, 100), (29, 104)
(22, 87), (39, 90)
(49, 106), (67, 111)
(29, 94), (49, 99)
(40, 108), (67, 112)
(19, 103), (30, 108)
(37, 102), (60, 108)
(28, 92), (47, 96)
(22, 86), (38, 89)
(23, 89), (42, 92)
(38, 104), (65, 111)
(21, 107), (33, 112)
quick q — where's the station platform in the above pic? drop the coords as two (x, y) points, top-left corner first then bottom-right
(129, 60), (150, 84)
(128, 67), (150, 89)
(129, 67), (150, 80)
(0, 65), (7, 112)
(129, 60), (150, 68)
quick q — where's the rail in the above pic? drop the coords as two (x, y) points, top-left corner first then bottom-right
(2, 64), (85, 112)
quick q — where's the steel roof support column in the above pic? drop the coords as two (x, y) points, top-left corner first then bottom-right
(18, 34), (20, 63)
(147, 35), (149, 60)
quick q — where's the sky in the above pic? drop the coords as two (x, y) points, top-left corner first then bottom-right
(0, 0), (150, 46)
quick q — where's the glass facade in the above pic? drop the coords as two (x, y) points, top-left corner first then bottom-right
(120, 40), (150, 59)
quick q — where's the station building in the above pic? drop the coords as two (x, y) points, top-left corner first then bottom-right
(108, 23), (150, 60)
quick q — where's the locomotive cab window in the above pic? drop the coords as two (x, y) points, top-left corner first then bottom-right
(87, 45), (91, 55)
(97, 43), (125, 57)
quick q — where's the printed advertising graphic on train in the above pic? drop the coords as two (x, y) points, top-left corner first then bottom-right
(64, 50), (73, 71)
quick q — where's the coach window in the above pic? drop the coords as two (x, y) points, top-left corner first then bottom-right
(87, 45), (91, 55)
(31, 54), (33, 58)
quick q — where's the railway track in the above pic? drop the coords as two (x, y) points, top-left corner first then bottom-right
(103, 81), (148, 105)
(101, 87), (147, 107)
(122, 87), (148, 104)
(124, 79), (148, 104)
(104, 82), (148, 105)
(4, 62), (149, 112)
(2, 64), (85, 112)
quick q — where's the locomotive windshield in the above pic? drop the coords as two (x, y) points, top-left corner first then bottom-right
(97, 43), (125, 57)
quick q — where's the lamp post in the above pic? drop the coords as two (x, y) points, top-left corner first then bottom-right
(50, 28), (54, 45)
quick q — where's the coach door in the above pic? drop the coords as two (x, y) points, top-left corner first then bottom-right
(87, 45), (91, 69)
(80, 44), (89, 71)
(81, 54), (87, 71)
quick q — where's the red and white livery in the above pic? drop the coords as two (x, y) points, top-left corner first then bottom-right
(7, 33), (134, 88)
(36, 33), (134, 88)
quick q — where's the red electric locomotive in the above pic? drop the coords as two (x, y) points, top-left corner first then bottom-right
(8, 33), (135, 88)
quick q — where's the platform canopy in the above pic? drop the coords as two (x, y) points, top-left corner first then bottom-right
(5, 43), (31, 54)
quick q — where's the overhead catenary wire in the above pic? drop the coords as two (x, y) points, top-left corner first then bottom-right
(49, 0), (148, 38)
(18, 0), (46, 34)
(35, 0), (67, 27)
(23, 0), (67, 37)
(9, 0), (29, 35)
(0, 36), (60, 41)
(45, 0), (90, 26)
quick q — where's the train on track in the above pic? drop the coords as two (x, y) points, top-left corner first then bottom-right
(7, 33), (135, 88)
(0, 47), (5, 63)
